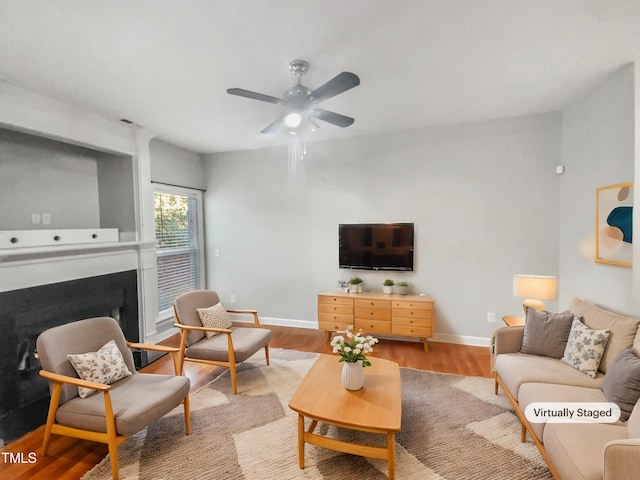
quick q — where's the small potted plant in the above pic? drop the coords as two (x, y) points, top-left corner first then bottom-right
(396, 281), (410, 295)
(348, 276), (363, 293)
(383, 279), (395, 294)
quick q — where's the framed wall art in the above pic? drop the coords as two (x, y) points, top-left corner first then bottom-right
(595, 182), (633, 267)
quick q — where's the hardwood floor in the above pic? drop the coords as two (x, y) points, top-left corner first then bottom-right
(1, 325), (491, 479)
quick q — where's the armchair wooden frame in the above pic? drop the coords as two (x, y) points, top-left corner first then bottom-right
(39, 342), (191, 480)
(173, 307), (270, 395)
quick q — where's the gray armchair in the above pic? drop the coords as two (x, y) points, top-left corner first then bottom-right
(173, 290), (271, 394)
(36, 317), (191, 480)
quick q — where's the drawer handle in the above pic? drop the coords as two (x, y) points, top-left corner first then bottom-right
(369, 324), (374, 328)
(410, 320), (414, 324)
(334, 325), (339, 329)
(410, 311), (414, 315)
(370, 312), (374, 316)
(370, 302), (374, 306)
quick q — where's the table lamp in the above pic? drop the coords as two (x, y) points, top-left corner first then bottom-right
(513, 274), (558, 314)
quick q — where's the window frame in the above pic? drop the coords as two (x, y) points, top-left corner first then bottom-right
(153, 184), (205, 322)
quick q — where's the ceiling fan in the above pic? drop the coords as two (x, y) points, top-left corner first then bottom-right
(227, 59), (360, 135)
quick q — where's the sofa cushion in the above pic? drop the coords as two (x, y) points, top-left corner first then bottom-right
(495, 353), (603, 400)
(570, 297), (640, 373)
(67, 339), (132, 398)
(601, 348), (640, 422)
(561, 319), (610, 378)
(544, 422), (628, 480)
(518, 383), (609, 443)
(520, 309), (574, 358)
(197, 302), (232, 338)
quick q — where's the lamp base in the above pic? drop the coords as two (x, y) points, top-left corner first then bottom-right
(522, 299), (545, 315)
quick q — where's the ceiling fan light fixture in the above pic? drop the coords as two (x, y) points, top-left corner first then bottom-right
(284, 112), (302, 128)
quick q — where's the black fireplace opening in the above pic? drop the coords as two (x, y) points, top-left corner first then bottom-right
(0, 270), (141, 443)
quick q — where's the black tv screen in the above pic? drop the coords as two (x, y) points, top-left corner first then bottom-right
(339, 223), (414, 271)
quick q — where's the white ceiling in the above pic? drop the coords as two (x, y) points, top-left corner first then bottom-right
(1, 1), (640, 154)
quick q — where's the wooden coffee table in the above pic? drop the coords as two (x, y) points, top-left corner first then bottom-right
(288, 354), (402, 479)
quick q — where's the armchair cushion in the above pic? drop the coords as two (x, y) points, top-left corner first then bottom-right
(186, 327), (272, 363)
(67, 340), (132, 398)
(197, 302), (232, 338)
(55, 373), (190, 436)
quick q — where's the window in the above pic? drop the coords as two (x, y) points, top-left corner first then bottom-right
(154, 187), (204, 317)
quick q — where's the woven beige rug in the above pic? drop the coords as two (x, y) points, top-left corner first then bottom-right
(82, 349), (552, 480)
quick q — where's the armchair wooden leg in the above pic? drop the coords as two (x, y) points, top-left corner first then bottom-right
(521, 424), (527, 443)
(42, 382), (63, 455)
(264, 345), (270, 366)
(183, 395), (191, 435)
(230, 363), (238, 395)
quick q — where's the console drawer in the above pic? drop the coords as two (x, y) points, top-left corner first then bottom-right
(355, 308), (390, 321)
(392, 300), (432, 311)
(318, 303), (353, 315)
(318, 312), (353, 324)
(393, 316), (431, 328)
(355, 299), (391, 310)
(355, 319), (391, 334)
(392, 308), (433, 320)
(319, 295), (353, 306)
(392, 325), (431, 337)
(319, 320), (353, 332)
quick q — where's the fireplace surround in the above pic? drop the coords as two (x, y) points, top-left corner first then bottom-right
(0, 270), (142, 443)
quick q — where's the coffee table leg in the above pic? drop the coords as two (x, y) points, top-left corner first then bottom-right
(388, 432), (395, 480)
(298, 414), (305, 469)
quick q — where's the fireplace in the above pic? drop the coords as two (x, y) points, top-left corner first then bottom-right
(0, 270), (142, 443)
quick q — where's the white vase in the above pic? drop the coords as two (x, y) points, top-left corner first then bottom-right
(342, 360), (364, 390)
(383, 285), (393, 294)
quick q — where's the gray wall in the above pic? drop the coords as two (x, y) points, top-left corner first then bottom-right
(558, 64), (635, 314)
(203, 112), (563, 343)
(0, 128), (129, 231)
(150, 138), (205, 190)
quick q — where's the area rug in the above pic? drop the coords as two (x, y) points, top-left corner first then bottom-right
(82, 349), (552, 480)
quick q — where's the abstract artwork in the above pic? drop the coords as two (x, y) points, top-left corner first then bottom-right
(595, 182), (633, 267)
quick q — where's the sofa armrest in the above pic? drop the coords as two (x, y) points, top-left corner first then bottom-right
(604, 438), (640, 480)
(491, 326), (524, 356)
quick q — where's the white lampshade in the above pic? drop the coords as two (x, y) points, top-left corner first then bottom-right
(513, 274), (558, 300)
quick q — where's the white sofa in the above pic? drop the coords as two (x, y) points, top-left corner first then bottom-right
(492, 297), (640, 480)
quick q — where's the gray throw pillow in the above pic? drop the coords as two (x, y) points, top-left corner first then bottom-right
(520, 309), (574, 358)
(601, 348), (640, 422)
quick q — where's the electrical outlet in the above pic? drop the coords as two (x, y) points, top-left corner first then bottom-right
(42, 213), (51, 225)
(487, 312), (497, 323)
(230, 295), (236, 304)
(31, 213), (41, 225)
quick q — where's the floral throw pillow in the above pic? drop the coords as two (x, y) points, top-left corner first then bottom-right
(67, 339), (132, 398)
(197, 302), (232, 338)
(561, 319), (611, 378)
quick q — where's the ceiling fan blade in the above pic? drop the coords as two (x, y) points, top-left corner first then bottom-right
(227, 88), (283, 105)
(311, 108), (355, 128)
(260, 119), (281, 134)
(310, 72), (360, 102)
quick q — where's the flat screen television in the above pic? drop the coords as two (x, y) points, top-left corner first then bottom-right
(339, 223), (414, 271)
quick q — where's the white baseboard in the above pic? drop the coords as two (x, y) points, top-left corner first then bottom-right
(433, 333), (491, 347)
(231, 315), (491, 347)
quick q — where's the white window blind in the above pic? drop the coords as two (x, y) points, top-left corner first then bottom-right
(154, 190), (202, 314)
